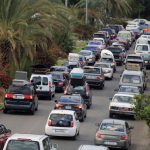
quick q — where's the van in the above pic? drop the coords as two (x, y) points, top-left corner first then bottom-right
(134, 44), (150, 54)
(30, 74), (55, 99)
(119, 70), (147, 93)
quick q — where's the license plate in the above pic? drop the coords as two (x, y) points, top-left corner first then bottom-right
(13, 95), (24, 99)
(65, 106), (72, 109)
(55, 129), (64, 132)
(120, 108), (128, 112)
(104, 141), (117, 145)
(87, 75), (95, 79)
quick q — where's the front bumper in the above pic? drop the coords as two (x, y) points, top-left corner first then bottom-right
(109, 109), (134, 116)
(86, 80), (104, 87)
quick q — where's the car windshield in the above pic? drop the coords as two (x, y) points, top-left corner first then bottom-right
(122, 74), (141, 84)
(107, 48), (122, 53)
(94, 63), (110, 68)
(79, 51), (91, 56)
(49, 114), (73, 127)
(101, 58), (113, 63)
(84, 68), (100, 74)
(119, 86), (139, 93)
(84, 46), (97, 51)
(52, 73), (63, 80)
(8, 85), (32, 94)
(112, 95), (135, 103)
(59, 96), (81, 104)
(32, 76), (41, 85)
(6, 140), (40, 150)
(127, 56), (142, 60)
(136, 45), (148, 52)
(50, 67), (65, 72)
(68, 65), (77, 69)
(94, 34), (105, 38)
(100, 123), (124, 132)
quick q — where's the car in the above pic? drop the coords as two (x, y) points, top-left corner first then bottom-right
(30, 73), (55, 100)
(94, 62), (113, 79)
(107, 46), (126, 65)
(93, 32), (108, 45)
(51, 72), (69, 92)
(0, 124), (11, 150)
(115, 85), (141, 95)
(88, 40), (106, 51)
(93, 38), (106, 47)
(79, 50), (96, 65)
(134, 44), (150, 54)
(109, 93), (136, 118)
(78, 145), (109, 150)
(3, 134), (58, 150)
(119, 70), (147, 93)
(83, 66), (105, 89)
(94, 119), (134, 149)
(125, 54), (144, 63)
(45, 109), (80, 139)
(3, 82), (38, 115)
(63, 61), (81, 72)
(106, 24), (124, 34)
(54, 95), (87, 122)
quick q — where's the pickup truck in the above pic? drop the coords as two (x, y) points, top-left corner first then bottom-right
(0, 124), (11, 150)
(3, 134), (58, 150)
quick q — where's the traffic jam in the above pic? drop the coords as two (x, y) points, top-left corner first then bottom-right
(1, 19), (150, 150)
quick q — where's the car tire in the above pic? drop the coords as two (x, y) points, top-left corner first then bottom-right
(3, 108), (8, 114)
(35, 103), (38, 111)
(72, 134), (76, 140)
(109, 112), (113, 118)
(80, 115), (84, 122)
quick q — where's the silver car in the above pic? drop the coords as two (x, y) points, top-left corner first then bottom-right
(94, 119), (133, 150)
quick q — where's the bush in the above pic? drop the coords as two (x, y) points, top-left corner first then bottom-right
(134, 94), (150, 128)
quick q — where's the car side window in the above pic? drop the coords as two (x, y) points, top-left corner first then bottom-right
(42, 137), (51, 150)
(42, 77), (48, 85)
(74, 113), (78, 120)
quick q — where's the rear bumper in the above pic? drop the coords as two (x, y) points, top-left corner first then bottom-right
(109, 110), (134, 116)
(86, 80), (104, 87)
(36, 91), (52, 97)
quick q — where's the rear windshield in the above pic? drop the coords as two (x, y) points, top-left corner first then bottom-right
(119, 86), (139, 93)
(100, 123), (124, 132)
(122, 74), (141, 84)
(101, 58), (113, 63)
(136, 45), (149, 52)
(50, 67), (65, 72)
(59, 96), (81, 104)
(112, 95), (135, 103)
(32, 76), (41, 85)
(84, 68), (100, 74)
(68, 65), (77, 69)
(79, 51), (91, 56)
(94, 34), (105, 38)
(84, 46), (97, 51)
(8, 85), (32, 94)
(49, 114), (73, 127)
(94, 63), (110, 68)
(127, 56), (142, 60)
(52, 73), (63, 80)
(6, 140), (40, 150)
(107, 48), (122, 53)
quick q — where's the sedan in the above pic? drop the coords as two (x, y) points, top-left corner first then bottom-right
(54, 95), (87, 122)
(94, 119), (134, 150)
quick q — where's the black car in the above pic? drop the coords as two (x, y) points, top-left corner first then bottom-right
(3, 84), (38, 115)
(51, 72), (69, 92)
(107, 46), (125, 65)
(54, 95), (87, 122)
(83, 66), (105, 89)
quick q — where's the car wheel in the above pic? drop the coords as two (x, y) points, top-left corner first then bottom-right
(35, 102), (38, 111)
(87, 104), (90, 109)
(80, 115), (84, 122)
(72, 133), (77, 140)
(109, 112), (113, 118)
(3, 108), (8, 114)
(30, 104), (35, 115)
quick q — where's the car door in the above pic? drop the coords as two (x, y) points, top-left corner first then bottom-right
(42, 76), (49, 92)
(81, 98), (87, 115)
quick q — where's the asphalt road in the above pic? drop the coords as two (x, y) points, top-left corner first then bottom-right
(0, 64), (149, 150)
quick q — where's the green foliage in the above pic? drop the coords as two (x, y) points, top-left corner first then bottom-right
(134, 94), (150, 128)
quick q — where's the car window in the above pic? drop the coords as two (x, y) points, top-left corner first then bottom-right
(107, 48), (122, 53)
(6, 140), (40, 150)
(84, 68), (100, 74)
(59, 96), (81, 104)
(136, 45), (149, 52)
(101, 58), (113, 63)
(94, 63), (110, 68)
(119, 86), (139, 93)
(49, 114), (73, 127)
(100, 123), (124, 132)
(42, 137), (51, 150)
(79, 51), (91, 56)
(112, 95), (135, 103)
(68, 65), (77, 69)
(32, 76), (41, 85)
(122, 74), (141, 84)
(42, 77), (48, 85)
(52, 73), (63, 80)
(0, 125), (6, 134)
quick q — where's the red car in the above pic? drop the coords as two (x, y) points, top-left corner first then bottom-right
(0, 124), (11, 150)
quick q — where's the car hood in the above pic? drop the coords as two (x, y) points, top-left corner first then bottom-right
(110, 102), (135, 108)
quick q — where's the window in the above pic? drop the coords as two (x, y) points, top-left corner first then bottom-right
(32, 76), (41, 85)
(112, 95), (135, 103)
(42, 137), (51, 150)
(0, 125), (6, 134)
(42, 77), (48, 85)
(122, 74), (141, 84)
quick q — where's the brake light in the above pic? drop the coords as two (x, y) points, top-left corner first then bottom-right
(24, 95), (33, 100)
(70, 121), (74, 127)
(96, 76), (103, 80)
(120, 135), (128, 140)
(48, 120), (52, 126)
(74, 105), (83, 109)
(96, 133), (102, 138)
(58, 82), (64, 86)
(5, 93), (13, 99)
(55, 104), (63, 109)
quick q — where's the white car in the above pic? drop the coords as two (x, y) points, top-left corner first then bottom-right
(94, 62), (113, 79)
(45, 110), (80, 139)
(78, 145), (109, 150)
(3, 134), (58, 150)
(109, 93), (135, 118)
(134, 43), (150, 54)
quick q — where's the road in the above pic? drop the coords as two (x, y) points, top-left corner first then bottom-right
(0, 66), (150, 150)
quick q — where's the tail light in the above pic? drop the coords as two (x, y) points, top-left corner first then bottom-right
(55, 104), (63, 109)
(70, 121), (74, 127)
(120, 135), (128, 140)
(49, 81), (52, 88)
(5, 93), (13, 99)
(58, 82), (64, 86)
(96, 76), (103, 80)
(48, 120), (52, 126)
(24, 95), (33, 100)
(96, 132), (102, 138)
(74, 105), (83, 109)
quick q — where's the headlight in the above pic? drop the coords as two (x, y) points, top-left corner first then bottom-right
(145, 61), (148, 64)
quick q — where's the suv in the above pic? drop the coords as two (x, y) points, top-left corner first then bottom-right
(3, 83), (38, 115)
(3, 134), (58, 150)
(83, 66), (105, 89)
(0, 124), (11, 150)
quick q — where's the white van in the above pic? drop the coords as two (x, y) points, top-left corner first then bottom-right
(134, 44), (150, 54)
(30, 74), (55, 99)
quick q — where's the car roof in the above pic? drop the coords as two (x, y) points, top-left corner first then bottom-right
(114, 93), (134, 97)
(50, 109), (75, 115)
(8, 134), (47, 141)
(127, 54), (142, 57)
(119, 85), (138, 88)
(123, 70), (143, 75)
(101, 119), (125, 125)
(80, 50), (92, 53)
(78, 145), (108, 150)
(84, 66), (100, 69)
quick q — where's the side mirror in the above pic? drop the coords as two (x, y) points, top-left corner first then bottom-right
(95, 123), (100, 126)
(129, 126), (134, 130)
(55, 100), (58, 103)
(52, 143), (58, 149)
(109, 97), (112, 101)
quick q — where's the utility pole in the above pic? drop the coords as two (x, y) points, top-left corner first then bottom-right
(85, 0), (88, 24)
(65, 0), (68, 7)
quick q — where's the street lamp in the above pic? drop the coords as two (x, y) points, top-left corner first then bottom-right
(85, 0), (88, 24)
